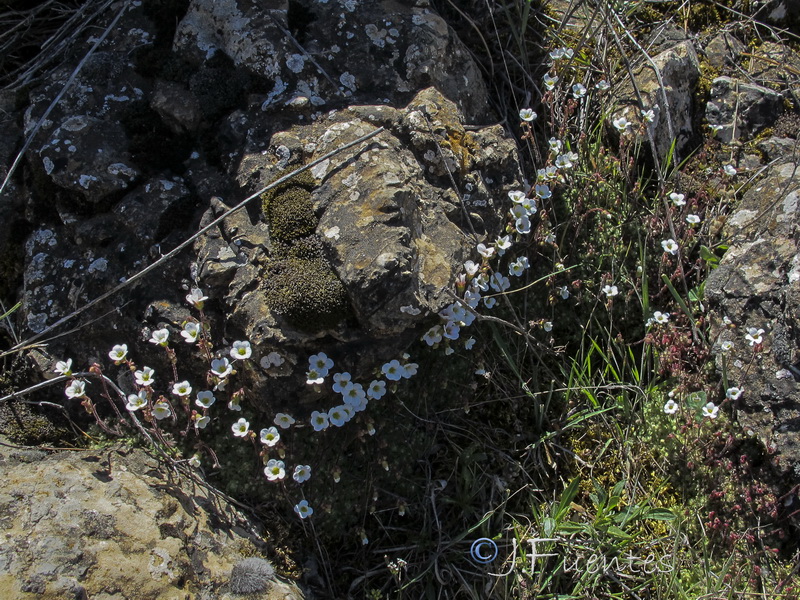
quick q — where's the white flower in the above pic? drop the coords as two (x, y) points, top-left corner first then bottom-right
(403, 362), (418, 378)
(231, 417), (250, 437)
(549, 48), (565, 60)
(596, 79), (610, 91)
(54, 359), (73, 377)
(134, 366), (155, 387)
(543, 73), (558, 90)
(108, 344), (128, 362)
(148, 328), (169, 346)
(477, 243), (495, 259)
(515, 215), (532, 234)
(489, 272), (511, 292)
(260, 351), (284, 368)
(661, 239), (679, 255)
(188, 454), (201, 468)
(484, 297), (497, 309)
(495, 235), (512, 254)
(382, 359), (404, 381)
(367, 380), (386, 399)
(745, 327), (765, 346)
(602, 285), (619, 297)
(210, 357), (233, 378)
(464, 337), (476, 350)
(669, 192), (686, 206)
(612, 116), (631, 132)
(399, 305), (421, 315)
(508, 190), (526, 203)
(274, 413), (295, 429)
(65, 380), (86, 399)
(152, 401), (172, 420)
(663, 399), (679, 414)
(260, 426), (280, 446)
(726, 387), (743, 400)
(443, 320), (461, 340)
(548, 138), (562, 153)
(172, 381), (192, 397)
(558, 285), (570, 300)
(194, 415), (210, 429)
(308, 352), (334, 375)
(228, 397), (242, 411)
(126, 390), (148, 411)
(311, 410), (329, 432)
(686, 214), (701, 225)
(723, 164), (737, 176)
(294, 499), (313, 518)
(535, 183), (551, 199)
(186, 288), (207, 308)
(555, 153), (573, 169)
(653, 311), (670, 324)
(181, 321), (200, 343)
(329, 405), (350, 427)
(509, 257), (529, 277)
(720, 340), (734, 352)
(293, 464), (312, 483)
(572, 83), (587, 98)
(306, 369), (325, 385)
(543, 321), (553, 332)
(464, 260), (480, 277)
(230, 340), (252, 360)
(264, 459), (286, 481)
(702, 402), (719, 419)
(422, 325), (443, 346)
(195, 390), (216, 409)
(332, 372), (352, 393)
(342, 382), (367, 406)
(519, 108), (537, 121)
(641, 108), (655, 123)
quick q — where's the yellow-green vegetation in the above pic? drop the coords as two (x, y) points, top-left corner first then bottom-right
(260, 169), (350, 332)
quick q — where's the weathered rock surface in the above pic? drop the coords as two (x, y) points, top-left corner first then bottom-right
(703, 32), (746, 69)
(615, 40), (700, 162)
(706, 159), (800, 481)
(707, 76), (784, 143)
(0, 441), (306, 599)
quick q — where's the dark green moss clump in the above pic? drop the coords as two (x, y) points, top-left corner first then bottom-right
(260, 169), (349, 332)
(263, 257), (349, 332)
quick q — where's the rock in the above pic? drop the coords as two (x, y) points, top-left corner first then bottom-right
(706, 76), (784, 143)
(705, 159), (800, 482)
(614, 40), (700, 162)
(151, 80), (202, 134)
(0, 441), (306, 600)
(704, 32), (745, 69)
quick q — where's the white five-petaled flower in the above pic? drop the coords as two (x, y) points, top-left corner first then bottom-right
(274, 413), (295, 429)
(293, 464), (312, 483)
(612, 116), (631, 132)
(519, 108), (537, 122)
(260, 351), (284, 368)
(602, 285), (619, 297)
(663, 399), (679, 414)
(230, 340), (252, 361)
(534, 183), (551, 199)
(134, 366), (155, 387)
(264, 459), (286, 481)
(186, 288), (207, 308)
(194, 415), (210, 429)
(548, 138), (562, 153)
(515, 215), (532, 234)
(745, 327), (764, 346)
(382, 359), (404, 381)
(367, 380), (386, 400)
(210, 357), (233, 378)
(260, 426), (280, 446)
(195, 390), (216, 409)
(308, 352), (334, 375)
(508, 190), (526, 203)
(152, 401), (172, 420)
(572, 83), (587, 98)
(464, 337), (476, 350)
(403, 362), (418, 378)
(311, 410), (329, 432)
(228, 397), (242, 411)
(172, 380), (192, 397)
(596, 79), (610, 90)
(726, 387), (743, 400)
(641, 108), (655, 123)
(653, 311), (670, 324)
(669, 192), (686, 206)
(188, 454), (201, 467)
(231, 417), (250, 437)
(723, 164), (737, 176)
(65, 380), (86, 399)
(294, 499), (313, 518)
(558, 286), (570, 300)
(686, 214), (701, 225)
(476, 243), (495, 259)
(126, 390), (148, 411)
(543, 73), (558, 91)
(720, 340), (734, 352)
(332, 371), (352, 393)
(329, 405), (350, 427)
(495, 235), (512, 255)
(702, 402), (719, 419)
(148, 328), (169, 346)
(54, 359), (73, 377)
(181, 321), (200, 343)
(422, 325), (443, 346)
(108, 344), (128, 362)
(306, 369), (325, 385)
(661, 239), (679, 255)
